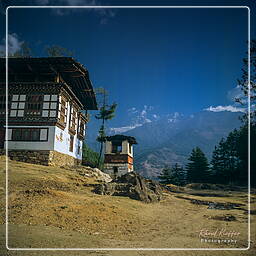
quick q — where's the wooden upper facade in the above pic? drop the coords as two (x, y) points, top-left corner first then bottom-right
(0, 57), (97, 140)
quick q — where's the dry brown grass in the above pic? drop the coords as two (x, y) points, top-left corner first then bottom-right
(0, 156), (255, 256)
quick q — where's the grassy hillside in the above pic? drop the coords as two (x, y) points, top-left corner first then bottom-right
(0, 156), (255, 256)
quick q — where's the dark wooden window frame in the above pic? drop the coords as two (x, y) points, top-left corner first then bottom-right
(69, 104), (77, 135)
(25, 95), (43, 117)
(69, 135), (74, 152)
(58, 95), (67, 128)
(112, 141), (122, 153)
(77, 113), (86, 140)
(10, 128), (49, 142)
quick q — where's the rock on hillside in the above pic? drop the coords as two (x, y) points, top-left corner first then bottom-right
(65, 165), (112, 183)
(94, 172), (162, 203)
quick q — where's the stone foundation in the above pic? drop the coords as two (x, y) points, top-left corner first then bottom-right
(1, 150), (81, 166)
(104, 163), (133, 177)
(49, 151), (82, 166)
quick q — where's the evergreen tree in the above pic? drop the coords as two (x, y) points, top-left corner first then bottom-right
(234, 40), (256, 186)
(211, 134), (240, 185)
(95, 88), (117, 167)
(159, 164), (187, 185)
(211, 139), (229, 184)
(210, 126), (253, 186)
(236, 40), (256, 125)
(169, 163), (187, 186)
(158, 166), (172, 184)
(186, 147), (210, 183)
(82, 144), (103, 169)
(225, 129), (242, 184)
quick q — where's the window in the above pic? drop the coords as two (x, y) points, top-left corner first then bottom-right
(112, 141), (122, 153)
(10, 94), (26, 117)
(69, 105), (77, 131)
(113, 166), (118, 176)
(77, 112), (87, 139)
(25, 95), (43, 116)
(58, 96), (67, 125)
(12, 128), (39, 141)
(69, 135), (74, 152)
(11, 128), (48, 141)
(42, 94), (58, 118)
(77, 116), (85, 139)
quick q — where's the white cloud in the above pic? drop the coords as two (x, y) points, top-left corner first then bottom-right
(128, 107), (138, 114)
(110, 124), (143, 134)
(110, 105), (155, 134)
(0, 33), (24, 56)
(34, 0), (116, 23)
(205, 105), (246, 113)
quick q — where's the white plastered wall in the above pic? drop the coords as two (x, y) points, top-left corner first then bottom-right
(105, 140), (133, 157)
(53, 100), (83, 160)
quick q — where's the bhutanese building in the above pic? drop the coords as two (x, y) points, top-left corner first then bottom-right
(0, 57), (97, 166)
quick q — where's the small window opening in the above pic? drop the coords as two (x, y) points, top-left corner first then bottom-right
(112, 141), (122, 153)
(113, 166), (118, 175)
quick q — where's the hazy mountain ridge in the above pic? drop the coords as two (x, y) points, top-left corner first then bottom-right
(86, 110), (243, 179)
(123, 111), (243, 178)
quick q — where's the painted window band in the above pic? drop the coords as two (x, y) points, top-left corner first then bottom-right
(9, 128), (49, 142)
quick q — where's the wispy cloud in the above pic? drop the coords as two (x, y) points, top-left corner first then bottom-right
(110, 105), (155, 134)
(110, 124), (143, 134)
(205, 105), (246, 113)
(0, 33), (24, 56)
(34, 0), (116, 23)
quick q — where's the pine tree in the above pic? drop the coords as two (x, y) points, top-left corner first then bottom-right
(169, 163), (186, 186)
(235, 125), (249, 185)
(225, 129), (242, 184)
(158, 166), (172, 184)
(159, 164), (187, 185)
(211, 127), (250, 186)
(236, 40), (256, 125)
(211, 138), (232, 184)
(95, 88), (117, 167)
(186, 147), (210, 183)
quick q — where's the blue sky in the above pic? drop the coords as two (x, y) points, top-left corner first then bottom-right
(0, 0), (255, 128)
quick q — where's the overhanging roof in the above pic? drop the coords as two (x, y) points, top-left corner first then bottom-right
(105, 135), (137, 144)
(0, 57), (98, 110)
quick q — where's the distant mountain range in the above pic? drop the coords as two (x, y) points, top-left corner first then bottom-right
(86, 110), (243, 179)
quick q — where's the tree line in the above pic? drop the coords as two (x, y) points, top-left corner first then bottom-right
(159, 40), (256, 188)
(159, 124), (255, 187)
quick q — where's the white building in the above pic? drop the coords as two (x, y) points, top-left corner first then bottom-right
(104, 135), (137, 177)
(0, 57), (97, 166)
